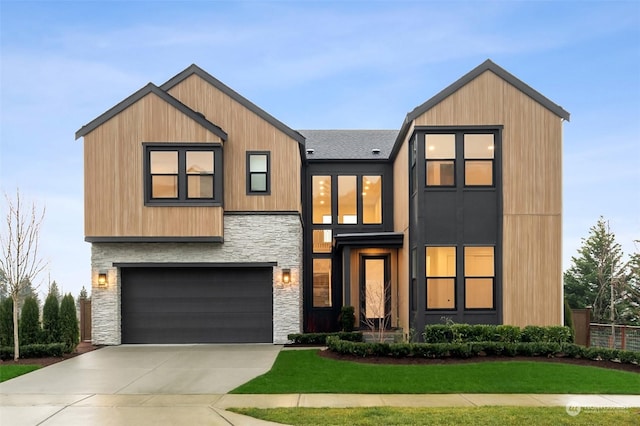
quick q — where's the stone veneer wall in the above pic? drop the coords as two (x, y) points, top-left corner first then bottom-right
(91, 214), (302, 345)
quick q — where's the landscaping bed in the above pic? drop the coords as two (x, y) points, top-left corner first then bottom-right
(0, 342), (101, 367)
(318, 348), (640, 374)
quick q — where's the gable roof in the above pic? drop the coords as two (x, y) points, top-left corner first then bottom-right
(300, 130), (398, 160)
(161, 64), (305, 145)
(392, 59), (570, 159)
(75, 83), (228, 141)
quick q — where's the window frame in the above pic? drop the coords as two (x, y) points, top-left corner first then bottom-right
(425, 134), (456, 188)
(463, 246), (496, 310)
(246, 151), (271, 195)
(425, 246), (457, 311)
(463, 133), (495, 187)
(143, 143), (223, 206)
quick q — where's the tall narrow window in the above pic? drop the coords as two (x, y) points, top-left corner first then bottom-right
(313, 258), (332, 307)
(312, 229), (332, 253)
(426, 246), (456, 309)
(425, 134), (455, 186)
(362, 175), (382, 224)
(312, 176), (331, 224)
(150, 151), (178, 198)
(187, 151), (214, 198)
(247, 152), (270, 194)
(464, 134), (494, 186)
(464, 246), (495, 309)
(338, 175), (357, 224)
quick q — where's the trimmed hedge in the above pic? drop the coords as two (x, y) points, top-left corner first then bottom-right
(287, 331), (363, 345)
(326, 337), (640, 366)
(0, 343), (66, 360)
(423, 324), (573, 344)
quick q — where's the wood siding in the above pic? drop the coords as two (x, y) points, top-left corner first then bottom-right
(84, 92), (224, 238)
(393, 130), (411, 331)
(413, 70), (563, 326)
(167, 75), (302, 213)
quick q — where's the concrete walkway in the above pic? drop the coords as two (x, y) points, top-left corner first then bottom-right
(2, 392), (639, 425)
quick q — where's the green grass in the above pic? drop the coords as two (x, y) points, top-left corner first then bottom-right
(230, 407), (640, 425)
(0, 365), (40, 382)
(231, 350), (640, 394)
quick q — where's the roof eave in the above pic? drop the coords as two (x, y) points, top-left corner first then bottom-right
(160, 64), (306, 145)
(75, 83), (228, 141)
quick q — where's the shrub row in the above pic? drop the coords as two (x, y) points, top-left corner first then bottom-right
(0, 343), (66, 360)
(423, 324), (573, 344)
(326, 337), (640, 366)
(287, 331), (363, 345)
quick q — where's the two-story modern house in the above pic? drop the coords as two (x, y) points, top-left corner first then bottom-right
(77, 59), (569, 345)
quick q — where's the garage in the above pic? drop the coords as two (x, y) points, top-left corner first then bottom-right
(120, 266), (273, 344)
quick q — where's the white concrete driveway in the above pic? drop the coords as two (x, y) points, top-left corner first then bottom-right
(0, 344), (283, 425)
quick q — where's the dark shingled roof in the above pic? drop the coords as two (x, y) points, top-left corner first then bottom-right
(299, 130), (399, 160)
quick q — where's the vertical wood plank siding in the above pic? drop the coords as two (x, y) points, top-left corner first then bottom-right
(84, 93), (224, 237)
(393, 132), (411, 331)
(413, 70), (563, 326)
(167, 75), (302, 213)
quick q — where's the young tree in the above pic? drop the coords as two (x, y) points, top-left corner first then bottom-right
(0, 189), (46, 359)
(19, 296), (41, 345)
(60, 293), (79, 352)
(42, 291), (61, 343)
(564, 217), (637, 324)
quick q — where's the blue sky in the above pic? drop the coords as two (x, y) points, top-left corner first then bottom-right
(1, 0), (639, 300)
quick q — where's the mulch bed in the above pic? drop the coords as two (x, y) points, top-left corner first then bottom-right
(317, 348), (640, 374)
(0, 342), (102, 367)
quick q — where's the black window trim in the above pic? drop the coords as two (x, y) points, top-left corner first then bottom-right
(143, 143), (223, 207)
(246, 151), (271, 195)
(463, 245), (496, 311)
(425, 245), (457, 311)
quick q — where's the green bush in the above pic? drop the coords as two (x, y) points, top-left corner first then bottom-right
(521, 325), (546, 343)
(325, 339), (640, 366)
(287, 331), (363, 345)
(424, 324), (573, 344)
(495, 325), (521, 343)
(422, 325), (452, 343)
(59, 294), (79, 352)
(543, 326), (573, 344)
(42, 293), (61, 343)
(0, 298), (14, 347)
(339, 306), (356, 332)
(0, 343), (66, 360)
(19, 296), (41, 345)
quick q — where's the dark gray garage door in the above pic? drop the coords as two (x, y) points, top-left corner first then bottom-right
(121, 267), (273, 344)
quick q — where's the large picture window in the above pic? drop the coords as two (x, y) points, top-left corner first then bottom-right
(426, 246), (456, 309)
(425, 134), (455, 186)
(247, 151), (270, 194)
(338, 175), (357, 224)
(145, 144), (221, 205)
(362, 175), (382, 224)
(312, 176), (332, 224)
(464, 246), (495, 309)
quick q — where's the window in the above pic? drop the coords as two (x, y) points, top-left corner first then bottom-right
(312, 229), (332, 253)
(362, 176), (382, 224)
(313, 258), (332, 307)
(464, 246), (495, 309)
(425, 134), (455, 186)
(145, 144), (221, 205)
(338, 176), (357, 224)
(464, 134), (494, 186)
(312, 176), (331, 224)
(426, 246), (456, 309)
(247, 152), (270, 194)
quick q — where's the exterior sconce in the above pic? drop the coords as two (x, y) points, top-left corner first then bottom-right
(98, 272), (108, 287)
(282, 269), (291, 284)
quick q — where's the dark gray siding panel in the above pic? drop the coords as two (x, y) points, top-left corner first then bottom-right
(462, 191), (498, 242)
(121, 267), (273, 344)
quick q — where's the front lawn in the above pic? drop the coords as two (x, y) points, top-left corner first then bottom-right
(0, 365), (40, 382)
(231, 350), (640, 394)
(230, 407), (639, 426)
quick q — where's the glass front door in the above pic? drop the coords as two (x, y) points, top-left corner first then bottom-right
(360, 256), (390, 329)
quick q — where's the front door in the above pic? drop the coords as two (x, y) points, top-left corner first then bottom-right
(360, 256), (390, 329)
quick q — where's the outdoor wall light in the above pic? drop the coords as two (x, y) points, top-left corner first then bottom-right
(98, 272), (108, 287)
(282, 269), (291, 284)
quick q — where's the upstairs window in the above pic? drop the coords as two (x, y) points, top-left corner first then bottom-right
(338, 175), (357, 224)
(145, 144), (222, 205)
(464, 134), (494, 186)
(312, 176), (332, 224)
(425, 134), (455, 186)
(247, 151), (270, 194)
(362, 175), (382, 224)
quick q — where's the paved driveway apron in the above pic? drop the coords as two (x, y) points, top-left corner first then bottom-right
(0, 344), (283, 425)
